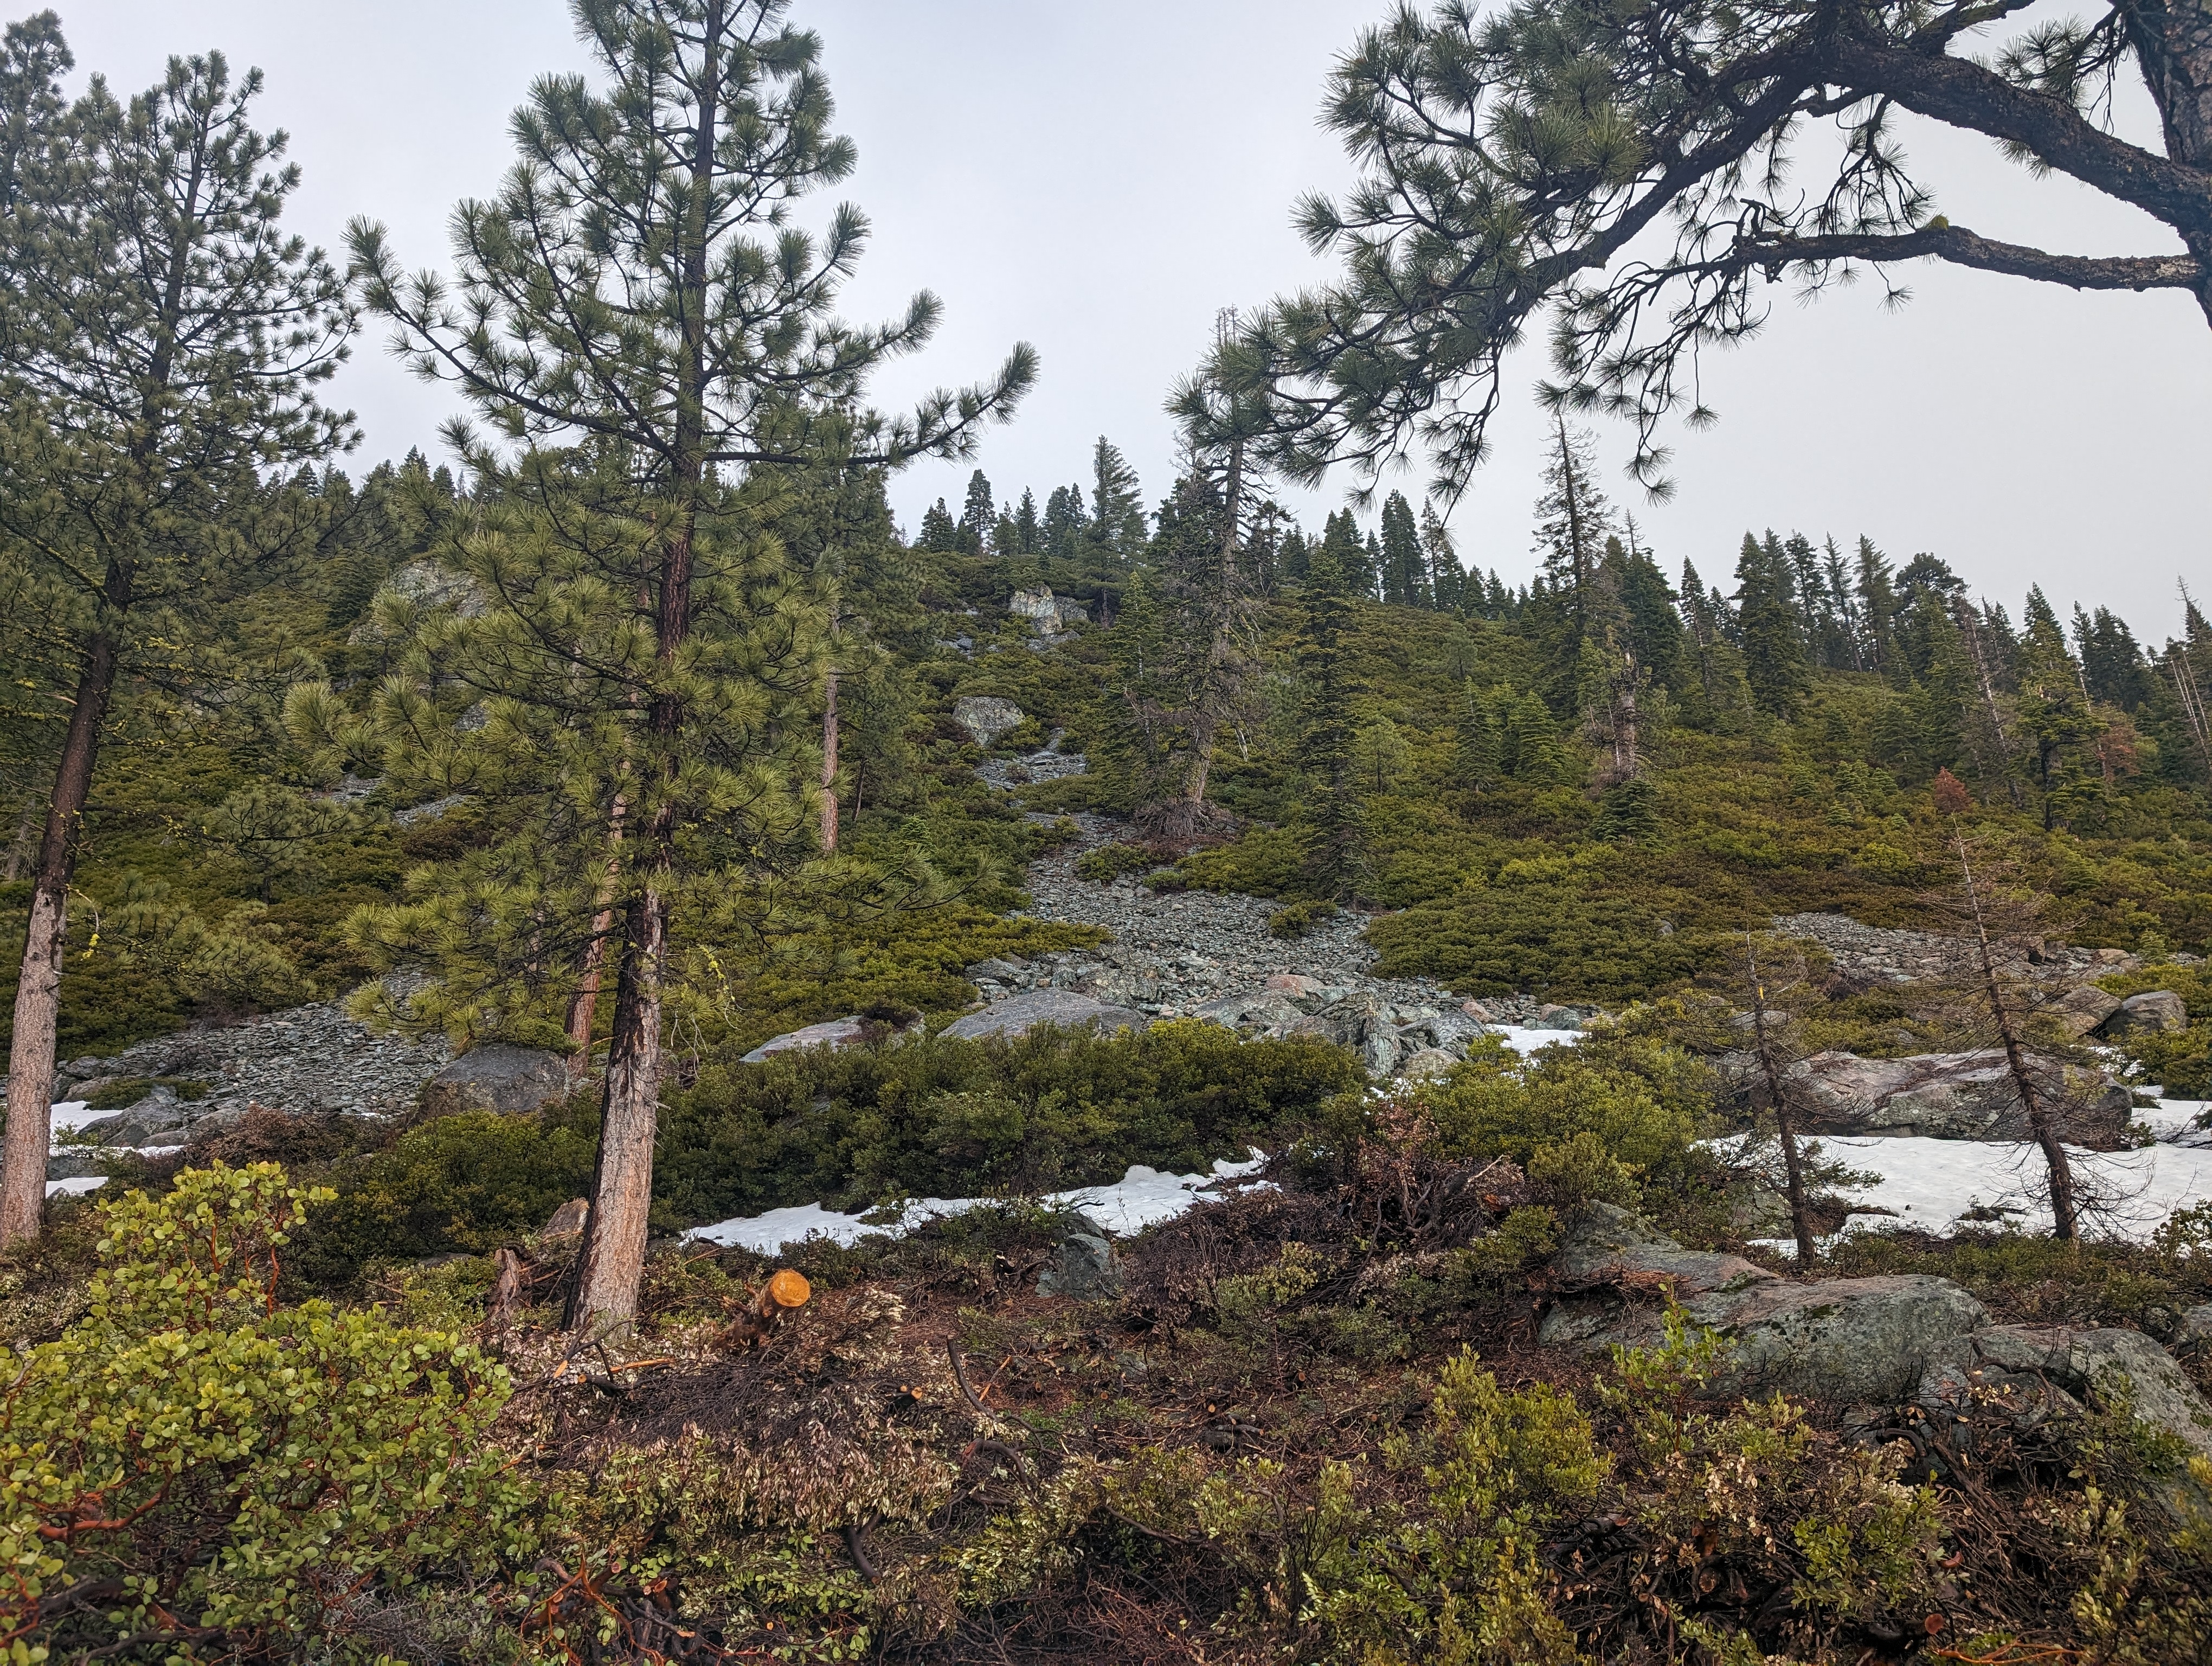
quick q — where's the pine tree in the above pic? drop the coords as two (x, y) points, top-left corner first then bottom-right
(1378, 490), (1427, 607)
(0, 39), (352, 1244)
(1011, 488), (1040, 556)
(1089, 437), (1144, 561)
(1422, 502), (1464, 611)
(957, 468), (994, 555)
(1277, 526), (1310, 584)
(1733, 532), (1809, 719)
(342, 0), (1033, 1330)
(916, 498), (959, 552)
(1293, 541), (1361, 899)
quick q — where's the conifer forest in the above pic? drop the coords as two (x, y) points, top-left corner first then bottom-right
(11, 1), (2212, 1660)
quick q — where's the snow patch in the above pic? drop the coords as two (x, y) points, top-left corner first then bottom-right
(45, 1176), (104, 1198)
(692, 1152), (1269, 1255)
(1490, 1026), (1585, 1056)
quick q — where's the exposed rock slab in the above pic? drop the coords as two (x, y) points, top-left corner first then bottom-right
(741, 1016), (869, 1065)
(2109, 990), (2189, 1037)
(1783, 1048), (2133, 1147)
(1541, 1203), (1990, 1405)
(951, 695), (1023, 747)
(1774, 912), (2137, 986)
(418, 1043), (571, 1118)
(2046, 983), (2124, 1038)
(940, 988), (1148, 1041)
(1919, 1323), (2212, 1464)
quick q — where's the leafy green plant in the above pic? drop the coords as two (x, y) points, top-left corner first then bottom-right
(0, 1164), (535, 1656)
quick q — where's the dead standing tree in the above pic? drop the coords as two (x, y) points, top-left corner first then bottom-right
(1928, 831), (2084, 1240)
(1739, 934), (1819, 1268)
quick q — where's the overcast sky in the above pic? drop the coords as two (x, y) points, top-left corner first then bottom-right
(55, 1), (2212, 640)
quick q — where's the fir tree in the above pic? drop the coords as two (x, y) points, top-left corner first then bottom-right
(916, 498), (959, 552)
(341, 0), (1033, 1329)
(1041, 483), (1084, 561)
(1277, 526), (1310, 584)
(1422, 502), (1464, 611)
(957, 468), (994, 555)
(1318, 509), (1368, 598)
(1089, 437), (1144, 561)
(1011, 488), (1040, 556)
(1854, 537), (1900, 678)
(2016, 585), (2091, 829)
(1453, 677), (1499, 787)
(1293, 540), (1361, 899)
(2074, 605), (2150, 710)
(0, 39), (352, 1244)
(1733, 532), (1810, 719)
(1378, 490), (1426, 607)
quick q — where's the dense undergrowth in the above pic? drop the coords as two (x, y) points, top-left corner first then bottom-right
(14, 1070), (2212, 1664)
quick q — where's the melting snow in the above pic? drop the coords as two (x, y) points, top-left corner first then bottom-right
(1489, 1026), (1585, 1055)
(1737, 1099), (2212, 1246)
(692, 1152), (1270, 1255)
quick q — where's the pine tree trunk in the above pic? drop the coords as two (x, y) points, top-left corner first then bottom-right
(2, 803), (33, 883)
(2, 629), (121, 1245)
(564, 793), (627, 1079)
(565, 880), (667, 1329)
(820, 665), (839, 853)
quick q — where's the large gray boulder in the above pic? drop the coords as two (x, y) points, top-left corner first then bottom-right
(418, 1044), (571, 1118)
(741, 1016), (868, 1065)
(941, 989), (1148, 1042)
(951, 695), (1023, 748)
(2045, 983), (2124, 1039)
(1540, 1204), (1990, 1404)
(1784, 1048), (2133, 1146)
(2107, 990), (2189, 1038)
(1919, 1324), (2212, 1464)
(1038, 1231), (1123, 1299)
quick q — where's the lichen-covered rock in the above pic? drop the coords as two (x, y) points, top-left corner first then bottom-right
(951, 695), (1023, 748)
(1919, 1323), (2212, 1462)
(2046, 983), (2124, 1038)
(1540, 1204), (1989, 1405)
(1038, 1231), (1123, 1299)
(940, 989), (1148, 1041)
(418, 1043), (571, 1118)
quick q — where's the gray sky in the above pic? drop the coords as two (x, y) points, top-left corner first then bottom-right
(59, 1), (2212, 640)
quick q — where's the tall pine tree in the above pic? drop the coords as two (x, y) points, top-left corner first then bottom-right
(342, 0), (1033, 1329)
(0, 40), (353, 1244)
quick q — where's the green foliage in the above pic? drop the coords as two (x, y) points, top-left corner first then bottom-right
(291, 1109), (599, 1287)
(1418, 1035), (1706, 1206)
(0, 1164), (534, 1655)
(653, 1020), (1361, 1225)
(1267, 896), (1339, 939)
(1072, 842), (1156, 883)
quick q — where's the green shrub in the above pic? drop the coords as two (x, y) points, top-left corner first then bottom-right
(1268, 896), (1339, 939)
(1072, 841), (1156, 883)
(654, 1020), (1360, 1225)
(292, 1108), (597, 1286)
(0, 1164), (535, 1655)
(1418, 1038), (1705, 1205)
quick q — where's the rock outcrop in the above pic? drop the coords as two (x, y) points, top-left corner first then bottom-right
(951, 695), (1024, 748)
(1540, 1203), (1990, 1404)
(741, 1016), (870, 1065)
(940, 988), (1148, 1041)
(1539, 1206), (2212, 1470)
(2108, 990), (2189, 1037)
(418, 1044), (573, 1118)
(2046, 983), (2124, 1038)
(1775, 912), (2141, 986)
(1721, 1048), (2136, 1147)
